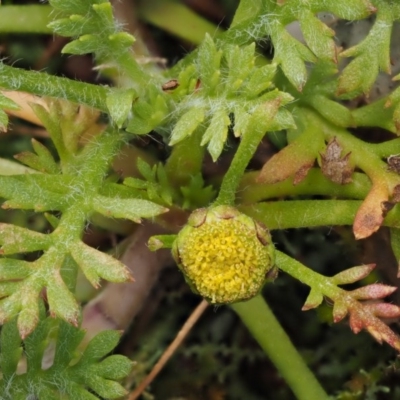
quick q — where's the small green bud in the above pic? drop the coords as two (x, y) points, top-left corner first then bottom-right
(172, 206), (275, 304)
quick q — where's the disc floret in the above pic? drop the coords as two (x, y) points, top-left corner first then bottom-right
(172, 206), (275, 304)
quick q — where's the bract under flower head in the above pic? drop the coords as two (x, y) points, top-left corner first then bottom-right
(172, 205), (275, 304)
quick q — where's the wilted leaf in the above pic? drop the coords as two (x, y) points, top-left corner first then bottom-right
(353, 183), (389, 239)
(320, 138), (353, 184)
(257, 124), (324, 184)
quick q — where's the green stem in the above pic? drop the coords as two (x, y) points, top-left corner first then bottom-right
(214, 123), (267, 206)
(239, 199), (400, 230)
(231, 295), (329, 400)
(0, 64), (108, 112)
(301, 108), (400, 188)
(372, 138), (400, 158)
(0, 5), (52, 34)
(238, 169), (370, 204)
(138, 0), (223, 45)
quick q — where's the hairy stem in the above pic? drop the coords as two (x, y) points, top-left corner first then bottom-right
(214, 123), (267, 206)
(231, 295), (329, 400)
(0, 64), (108, 112)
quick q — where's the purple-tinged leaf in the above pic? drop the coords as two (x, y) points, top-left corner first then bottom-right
(331, 264), (375, 285)
(364, 303), (400, 319)
(350, 284), (397, 300)
(333, 299), (348, 322)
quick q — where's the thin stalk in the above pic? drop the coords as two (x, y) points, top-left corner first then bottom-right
(128, 300), (208, 400)
(0, 64), (108, 112)
(231, 295), (329, 400)
(214, 124), (267, 206)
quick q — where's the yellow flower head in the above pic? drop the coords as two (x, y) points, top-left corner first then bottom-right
(172, 206), (275, 304)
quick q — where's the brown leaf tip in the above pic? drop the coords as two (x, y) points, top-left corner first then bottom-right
(320, 138), (353, 184)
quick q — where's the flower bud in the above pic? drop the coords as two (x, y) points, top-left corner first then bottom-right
(172, 206), (275, 304)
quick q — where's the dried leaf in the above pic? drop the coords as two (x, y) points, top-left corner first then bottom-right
(293, 163), (314, 185)
(257, 126), (324, 184)
(387, 155), (400, 174)
(353, 183), (389, 239)
(320, 138), (353, 184)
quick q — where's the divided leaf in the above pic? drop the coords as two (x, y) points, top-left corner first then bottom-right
(0, 315), (131, 399)
(70, 241), (132, 288)
(92, 195), (168, 222)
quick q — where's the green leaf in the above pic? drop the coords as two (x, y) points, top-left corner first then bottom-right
(94, 355), (133, 380)
(0, 92), (20, 110)
(243, 63), (276, 98)
(0, 110), (9, 131)
(322, 0), (376, 20)
(201, 109), (231, 161)
(0, 92), (19, 129)
(62, 34), (100, 55)
(70, 241), (132, 287)
(108, 32), (136, 49)
(0, 174), (71, 212)
(271, 25), (316, 90)
(92, 195), (168, 222)
(49, 0), (94, 14)
(337, 54), (378, 99)
(106, 88), (136, 129)
(92, 2), (115, 27)
(0, 314), (131, 399)
(302, 288), (323, 311)
(30, 103), (67, 162)
(46, 270), (80, 326)
(18, 288), (40, 339)
(0, 317), (22, 380)
(0, 258), (32, 280)
(0, 223), (51, 254)
(231, 0), (263, 27)
(198, 33), (222, 93)
(299, 10), (336, 62)
(31, 139), (60, 174)
(48, 15), (101, 37)
(80, 330), (122, 363)
(170, 107), (206, 145)
(224, 43), (255, 94)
